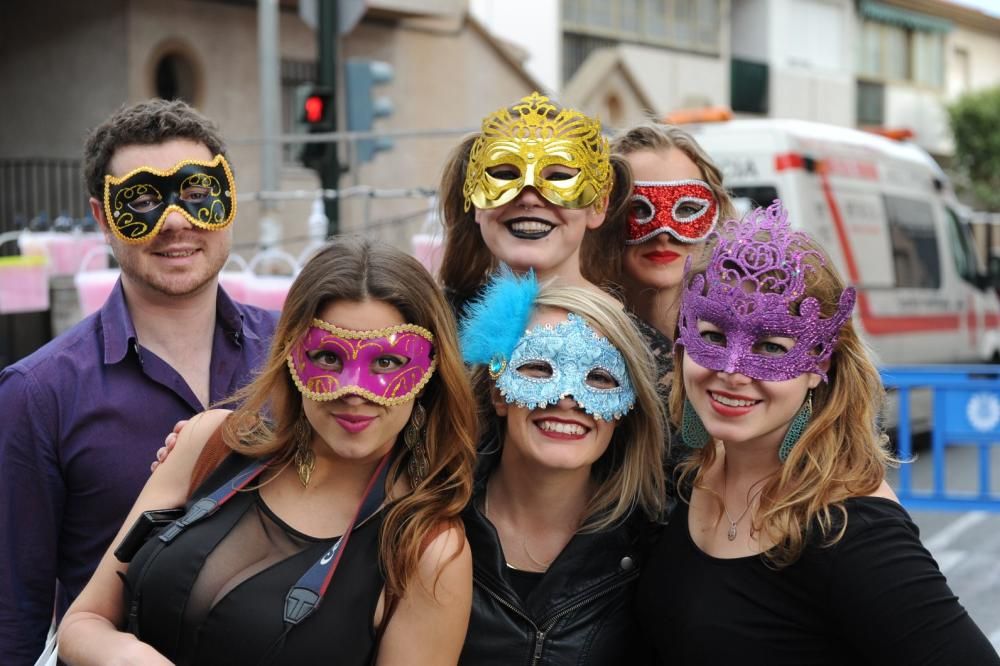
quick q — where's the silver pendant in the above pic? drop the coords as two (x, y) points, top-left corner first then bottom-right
(727, 523), (737, 541)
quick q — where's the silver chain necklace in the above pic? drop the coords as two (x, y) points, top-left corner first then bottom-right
(722, 461), (768, 542)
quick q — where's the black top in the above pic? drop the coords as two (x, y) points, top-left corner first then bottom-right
(637, 497), (999, 666)
(124, 454), (385, 666)
(460, 466), (650, 666)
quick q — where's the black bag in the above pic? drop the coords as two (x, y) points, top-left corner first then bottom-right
(113, 508), (185, 563)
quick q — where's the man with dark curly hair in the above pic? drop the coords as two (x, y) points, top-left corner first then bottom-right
(0, 99), (278, 664)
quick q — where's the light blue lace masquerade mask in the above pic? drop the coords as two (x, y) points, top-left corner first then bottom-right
(494, 313), (636, 421)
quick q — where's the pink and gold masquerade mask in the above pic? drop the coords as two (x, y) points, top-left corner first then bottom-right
(627, 180), (718, 245)
(463, 92), (612, 211)
(287, 320), (436, 405)
(103, 154), (236, 244)
(675, 200), (856, 382)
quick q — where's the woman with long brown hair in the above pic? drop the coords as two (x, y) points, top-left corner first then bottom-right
(609, 121), (737, 388)
(637, 201), (997, 665)
(59, 238), (478, 665)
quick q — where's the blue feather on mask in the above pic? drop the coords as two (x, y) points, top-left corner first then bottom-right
(459, 266), (539, 366)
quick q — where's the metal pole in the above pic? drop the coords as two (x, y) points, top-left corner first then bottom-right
(258, 0), (282, 247)
(317, 0), (341, 235)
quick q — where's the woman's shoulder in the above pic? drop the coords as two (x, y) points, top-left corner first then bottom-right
(840, 495), (911, 529)
(414, 521), (472, 599)
(814, 495), (917, 559)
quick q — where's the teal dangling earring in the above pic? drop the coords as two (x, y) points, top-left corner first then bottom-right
(681, 398), (711, 449)
(779, 389), (813, 463)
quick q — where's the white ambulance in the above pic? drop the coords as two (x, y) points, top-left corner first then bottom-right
(688, 118), (1000, 370)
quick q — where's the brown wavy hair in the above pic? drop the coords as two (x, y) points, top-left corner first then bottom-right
(438, 120), (634, 305)
(670, 233), (894, 567)
(605, 121), (736, 287)
(222, 237), (478, 599)
(83, 98), (228, 199)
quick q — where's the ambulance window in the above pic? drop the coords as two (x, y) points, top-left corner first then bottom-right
(883, 195), (940, 289)
(945, 207), (985, 284)
(729, 186), (780, 217)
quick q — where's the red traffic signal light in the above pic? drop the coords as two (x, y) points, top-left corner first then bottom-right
(304, 94), (325, 124)
(297, 85), (334, 131)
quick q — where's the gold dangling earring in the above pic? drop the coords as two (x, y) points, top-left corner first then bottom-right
(404, 401), (429, 487)
(292, 416), (315, 487)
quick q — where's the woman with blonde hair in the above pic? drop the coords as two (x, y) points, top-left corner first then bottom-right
(59, 238), (478, 665)
(637, 201), (997, 665)
(458, 271), (666, 665)
(438, 92), (633, 312)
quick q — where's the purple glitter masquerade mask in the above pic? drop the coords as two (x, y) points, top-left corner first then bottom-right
(287, 319), (436, 405)
(675, 200), (856, 382)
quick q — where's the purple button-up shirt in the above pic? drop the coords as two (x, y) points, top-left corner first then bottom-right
(0, 280), (277, 664)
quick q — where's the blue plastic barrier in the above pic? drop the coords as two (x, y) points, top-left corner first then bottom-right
(880, 365), (1000, 512)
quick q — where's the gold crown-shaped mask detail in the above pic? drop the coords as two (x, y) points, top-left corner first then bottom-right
(463, 92), (612, 211)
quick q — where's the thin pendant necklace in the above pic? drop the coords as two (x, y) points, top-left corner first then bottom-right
(484, 484), (554, 571)
(722, 460), (768, 542)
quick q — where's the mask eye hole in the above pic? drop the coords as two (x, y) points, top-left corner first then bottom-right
(180, 184), (211, 204)
(541, 164), (578, 182)
(585, 368), (619, 390)
(487, 164), (521, 181)
(373, 354), (408, 373)
(752, 337), (794, 357)
(630, 194), (655, 224)
(307, 349), (342, 371)
(674, 197), (708, 220)
(127, 192), (163, 214)
(514, 360), (553, 379)
(696, 321), (726, 347)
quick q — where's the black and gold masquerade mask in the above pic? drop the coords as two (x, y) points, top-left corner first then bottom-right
(102, 154), (236, 243)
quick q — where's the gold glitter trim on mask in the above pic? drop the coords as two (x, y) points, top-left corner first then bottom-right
(308, 318), (435, 342)
(463, 92), (612, 212)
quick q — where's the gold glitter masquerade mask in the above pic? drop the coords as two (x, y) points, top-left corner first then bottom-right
(102, 154), (236, 244)
(463, 92), (612, 211)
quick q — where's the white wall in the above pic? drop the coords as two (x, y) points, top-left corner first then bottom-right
(947, 24), (1000, 101)
(731, 0), (770, 61)
(469, 0), (561, 92)
(766, 0), (854, 125)
(885, 86), (952, 155)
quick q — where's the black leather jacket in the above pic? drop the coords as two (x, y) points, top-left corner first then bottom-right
(459, 477), (648, 666)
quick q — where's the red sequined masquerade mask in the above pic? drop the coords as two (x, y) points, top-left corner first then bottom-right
(626, 180), (719, 245)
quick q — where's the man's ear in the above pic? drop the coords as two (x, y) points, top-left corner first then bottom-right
(90, 197), (112, 240)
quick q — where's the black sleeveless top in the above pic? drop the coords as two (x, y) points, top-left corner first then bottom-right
(124, 454), (386, 666)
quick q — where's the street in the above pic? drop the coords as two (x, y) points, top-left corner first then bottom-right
(892, 445), (1000, 652)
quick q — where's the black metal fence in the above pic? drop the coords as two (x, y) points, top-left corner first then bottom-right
(0, 159), (87, 244)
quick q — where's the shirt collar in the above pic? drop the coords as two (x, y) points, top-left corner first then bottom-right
(101, 279), (261, 365)
(101, 278), (137, 364)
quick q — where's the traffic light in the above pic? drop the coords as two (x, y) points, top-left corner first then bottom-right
(296, 84), (335, 171)
(297, 84), (335, 132)
(345, 58), (394, 163)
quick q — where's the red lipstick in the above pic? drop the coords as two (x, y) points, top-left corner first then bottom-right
(642, 250), (681, 264)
